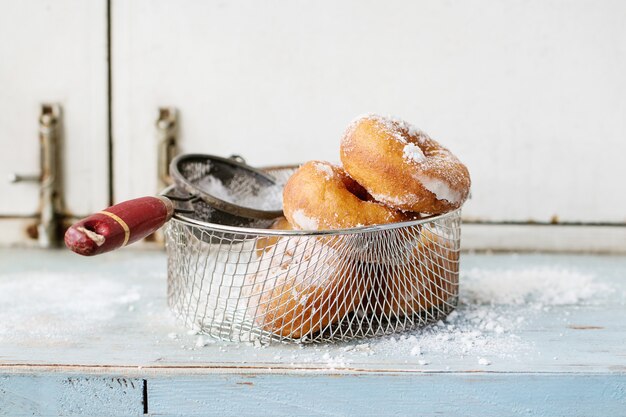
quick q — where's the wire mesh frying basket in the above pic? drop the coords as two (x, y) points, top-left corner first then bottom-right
(164, 166), (462, 344)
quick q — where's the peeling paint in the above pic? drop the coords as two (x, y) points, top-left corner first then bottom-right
(76, 226), (106, 246)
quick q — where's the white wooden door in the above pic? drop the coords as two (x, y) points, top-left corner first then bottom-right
(112, 0), (626, 227)
(0, 0), (109, 244)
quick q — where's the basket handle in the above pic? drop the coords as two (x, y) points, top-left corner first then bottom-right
(64, 196), (174, 256)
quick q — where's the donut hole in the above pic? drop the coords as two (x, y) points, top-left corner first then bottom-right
(283, 160), (409, 231)
(341, 175), (371, 202)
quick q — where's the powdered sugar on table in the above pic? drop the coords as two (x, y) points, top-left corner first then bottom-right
(1, 249), (621, 373)
(188, 261), (614, 369)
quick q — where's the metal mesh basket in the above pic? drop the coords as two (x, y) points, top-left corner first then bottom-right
(164, 166), (462, 344)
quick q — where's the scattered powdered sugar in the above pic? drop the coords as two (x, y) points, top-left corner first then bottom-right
(0, 272), (141, 341)
(343, 114), (470, 207)
(342, 114), (407, 148)
(314, 162), (335, 180)
(387, 115), (425, 138)
(402, 143), (426, 163)
(365, 304), (525, 361)
(461, 266), (611, 306)
(233, 264), (612, 368)
(292, 209), (319, 230)
(370, 191), (417, 207)
(195, 174), (283, 211)
(406, 123), (424, 138)
(366, 266), (609, 362)
(409, 345), (422, 356)
(416, 174), (463, 204)
(354, 114), (427, 146)
(370, 115), (410, 144)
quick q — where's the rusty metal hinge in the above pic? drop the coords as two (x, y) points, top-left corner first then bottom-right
(156, 107), (178, 191)
(9, 104), (65, 247)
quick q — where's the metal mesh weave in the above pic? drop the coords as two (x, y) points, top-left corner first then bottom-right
(165, 166), (462, 344)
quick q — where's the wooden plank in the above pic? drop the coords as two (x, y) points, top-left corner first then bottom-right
(1, 371), (623, 416)
(0, 249), (625, 375)
(146, 373), (626, 417)
(0, 374), (144, 416)
(1, 248), (625, 414)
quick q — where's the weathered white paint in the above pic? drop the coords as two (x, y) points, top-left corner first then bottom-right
(1, 372), (624, 416)
(0, 375), (144, 416)
(2, 0), (624, 248)
(0, 219), (39, 248)
(0, 1), (109, 216)
(146, 374), (626, 417)
(112, 0), (626, 224)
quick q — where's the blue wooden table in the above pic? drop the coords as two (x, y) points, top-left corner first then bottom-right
(0, 249), (624, 416)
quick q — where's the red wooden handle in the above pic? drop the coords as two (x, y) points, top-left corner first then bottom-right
(64, 196), (174, 256)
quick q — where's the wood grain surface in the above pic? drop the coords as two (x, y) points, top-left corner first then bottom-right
(1, 248), (624, 415)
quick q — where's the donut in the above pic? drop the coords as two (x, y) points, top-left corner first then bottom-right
(340, 115), (471, 214)
(255, 216), (293, 257)
(370, 227), (459, 319)
(246, 236), (365, 339)
(282, 161), (409, 230)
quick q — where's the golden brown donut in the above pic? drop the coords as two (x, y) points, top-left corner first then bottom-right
(283, 161), (409, 230)
(340, 115), (471, 214)
(255, 216), (293, 257)
(369, 227), (459, 318)
(246, 236), (366, 339)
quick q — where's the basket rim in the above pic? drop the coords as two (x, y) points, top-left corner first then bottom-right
(171, 207), (462, 236)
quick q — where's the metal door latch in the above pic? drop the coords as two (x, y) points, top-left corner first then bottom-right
(9, 104), (65, 248)
(157, 107), (178, 191)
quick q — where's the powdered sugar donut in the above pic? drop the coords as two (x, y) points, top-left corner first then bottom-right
(340, 115), (471, 214)
(246, 235), (366, 339)
(255, 216), (293, 257)
(283, 161), (409, 230)
(371, 228), (459, 318)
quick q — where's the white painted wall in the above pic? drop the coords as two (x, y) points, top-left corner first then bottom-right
(113, 0), (626, 224)
(0, 1), (109, 218)
(1, 1), (624, 248)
